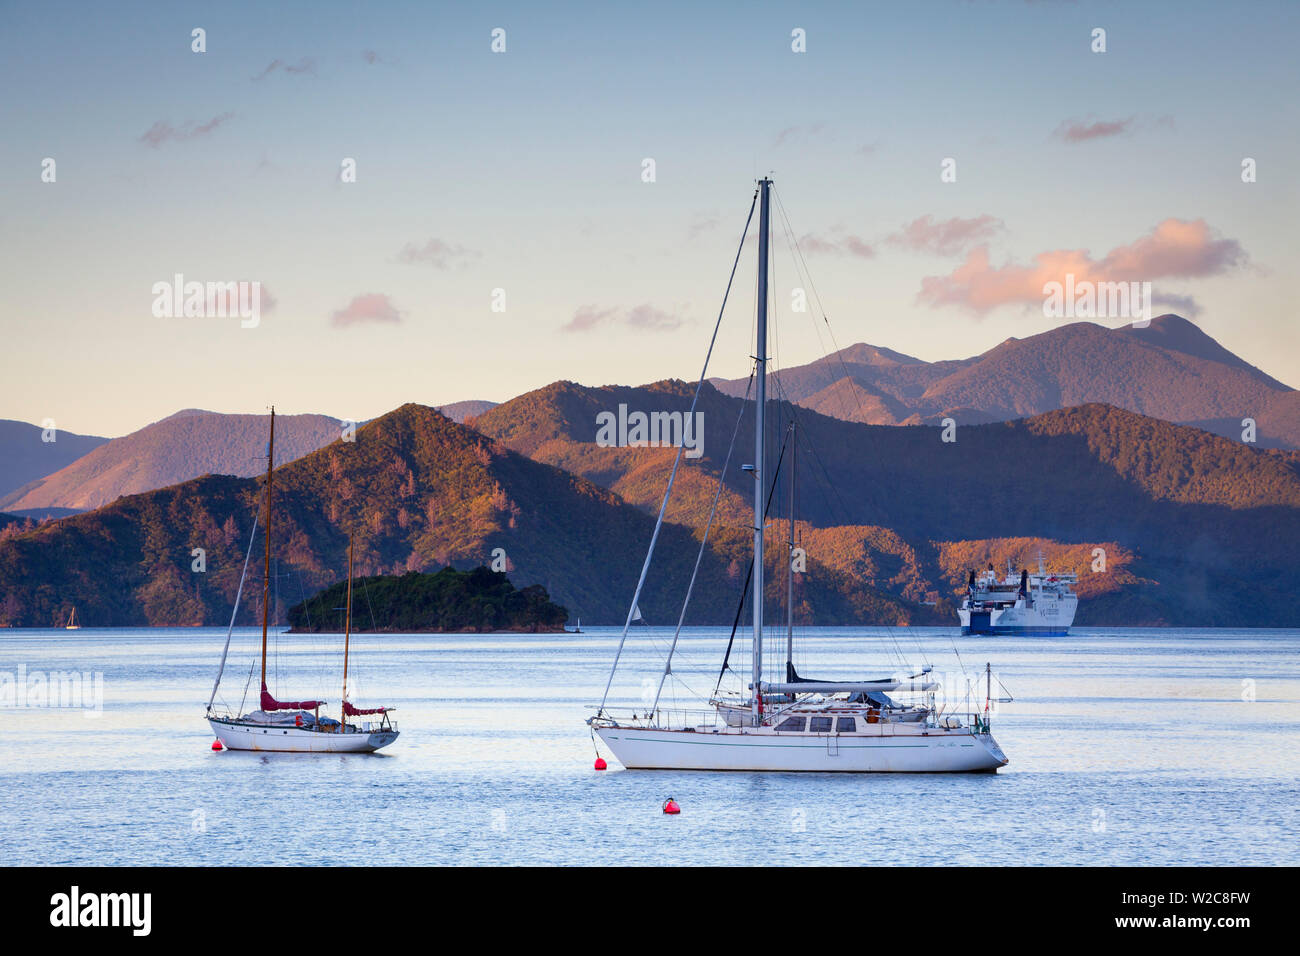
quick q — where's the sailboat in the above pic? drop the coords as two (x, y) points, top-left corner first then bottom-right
(65, 607), (80, 630)
(588, 178), (1010, 772)
(205, 408), (399, 753)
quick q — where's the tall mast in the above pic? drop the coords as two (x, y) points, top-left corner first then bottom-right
(752, 177), (771, 723)
(342, 534), (354, 728)
(785, 420), (796, 675)
(259, 407), (275, 694)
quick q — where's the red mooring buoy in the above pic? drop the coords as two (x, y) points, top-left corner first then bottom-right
(594, 757), (607, 770)
(211, 739), (224, 751)
(663, 798), (680, 815)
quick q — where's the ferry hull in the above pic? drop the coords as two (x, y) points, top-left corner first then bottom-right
(961, 625), (1069, 637)
(595, 726), (1007, 773)
(209, 718), (398, 754)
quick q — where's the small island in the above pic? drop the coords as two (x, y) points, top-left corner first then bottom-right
(287, 565), (569, 633)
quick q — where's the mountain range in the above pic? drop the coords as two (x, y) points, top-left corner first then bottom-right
(711, 315), (1300, 448)
(0, 420), (108, 503)
(2, 313), (1297, 628)
(0, 403), (914, 628)
(0, 410), (344, 513)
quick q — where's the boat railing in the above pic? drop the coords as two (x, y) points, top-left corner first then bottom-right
(591, 706), (728, 730)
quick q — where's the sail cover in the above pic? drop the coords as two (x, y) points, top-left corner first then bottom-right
(343, 701), (387, 716)
(260, 683), (323, 711)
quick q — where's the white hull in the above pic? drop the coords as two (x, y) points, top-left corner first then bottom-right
(959, 595), (1076, 636)
(595, 724), (1007, 773)
(209, 717), (398, 754)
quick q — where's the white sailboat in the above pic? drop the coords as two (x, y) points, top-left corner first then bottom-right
(205, 409), (398, 753)
(588, 178), (1010, 772)
(65, 607), (80, 630)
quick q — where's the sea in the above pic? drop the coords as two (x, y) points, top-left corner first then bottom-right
(1, 626), (1296, 866)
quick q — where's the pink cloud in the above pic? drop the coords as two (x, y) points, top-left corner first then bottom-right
(139, 113), (234, 148)
(330, 293), (402, 328)
(562, 304), (683, 333)
(918, 219), (1246, 314)
(1054, 117), (1133, 143)
(887, 214), (1004, 256)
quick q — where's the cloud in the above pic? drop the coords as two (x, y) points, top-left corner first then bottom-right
(857, 141), (882, 157)
(796, 232), (875, 259)
(1054, 116), (1133, 143)
(252, 58), (316, 80)
(330, 293), (402, 328)
(562, 304), (684, 333)
(772, 123), (825, 148)
(395, 238), (479, 270)
(917, 218), (1246, 314)
(139, 113), (234, 148)
(1052, 114), (1173, 144)
(1150, 292), (1203, 318)
(887, 214), (1004, 256)
(687, 212), (721, 240)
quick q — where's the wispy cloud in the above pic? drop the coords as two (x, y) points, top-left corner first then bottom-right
(1052, 114), (1173, 144)
(252, 58), (317, 81)
(687, 212), (721, 240)
(1150, 292), (1202, 318)
(918, 218), (1246, 314)
(796, 232), (875, 259)
(330, 293), (403, 328)
(772, 123), (825, 148)
(395, 238), (479, 270)
(139, 113), (234, 148)
(562, 304), (685, 333)
(886, 214), (1004, 256)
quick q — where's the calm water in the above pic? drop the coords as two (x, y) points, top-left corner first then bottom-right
(1, 626), (1297, 866)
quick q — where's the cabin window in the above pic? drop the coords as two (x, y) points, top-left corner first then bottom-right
(808, 716), (833, 734)
(775, 716), (805, 732)
(836, 717), (857, 733)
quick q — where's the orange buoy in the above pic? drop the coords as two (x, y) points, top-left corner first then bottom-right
(662, 797), (680, 815)
(211, 739), (224, 751)
(594, 757), (607, 770)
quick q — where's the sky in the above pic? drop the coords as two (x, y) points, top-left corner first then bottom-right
(1, 0), (1297, 436)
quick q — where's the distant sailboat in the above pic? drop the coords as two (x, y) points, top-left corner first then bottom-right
(65, 607), (80, 630)
(205, 408), (399, 753)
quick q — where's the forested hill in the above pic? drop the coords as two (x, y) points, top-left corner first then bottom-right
(287, 566), (568, 633)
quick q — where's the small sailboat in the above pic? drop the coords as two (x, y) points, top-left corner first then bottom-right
(64, 607), (80, 630)
(588, 178), (1010, 773)
(205, 408), (398, 753)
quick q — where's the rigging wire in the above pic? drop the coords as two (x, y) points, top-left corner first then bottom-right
(650, 370), (755, 714)
(595, 187), (759, 718)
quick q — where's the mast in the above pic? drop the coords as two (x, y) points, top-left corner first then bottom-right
(259, 407), (275, 694)
(785, 420), (796, 675)
(752, 177), (771, 724)
(342, 535), (354, 729)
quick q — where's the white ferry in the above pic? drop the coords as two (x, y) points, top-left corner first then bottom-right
(958, 558), (1078, 636)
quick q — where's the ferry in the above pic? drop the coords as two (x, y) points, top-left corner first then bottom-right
(959, 559), (1078, 636)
